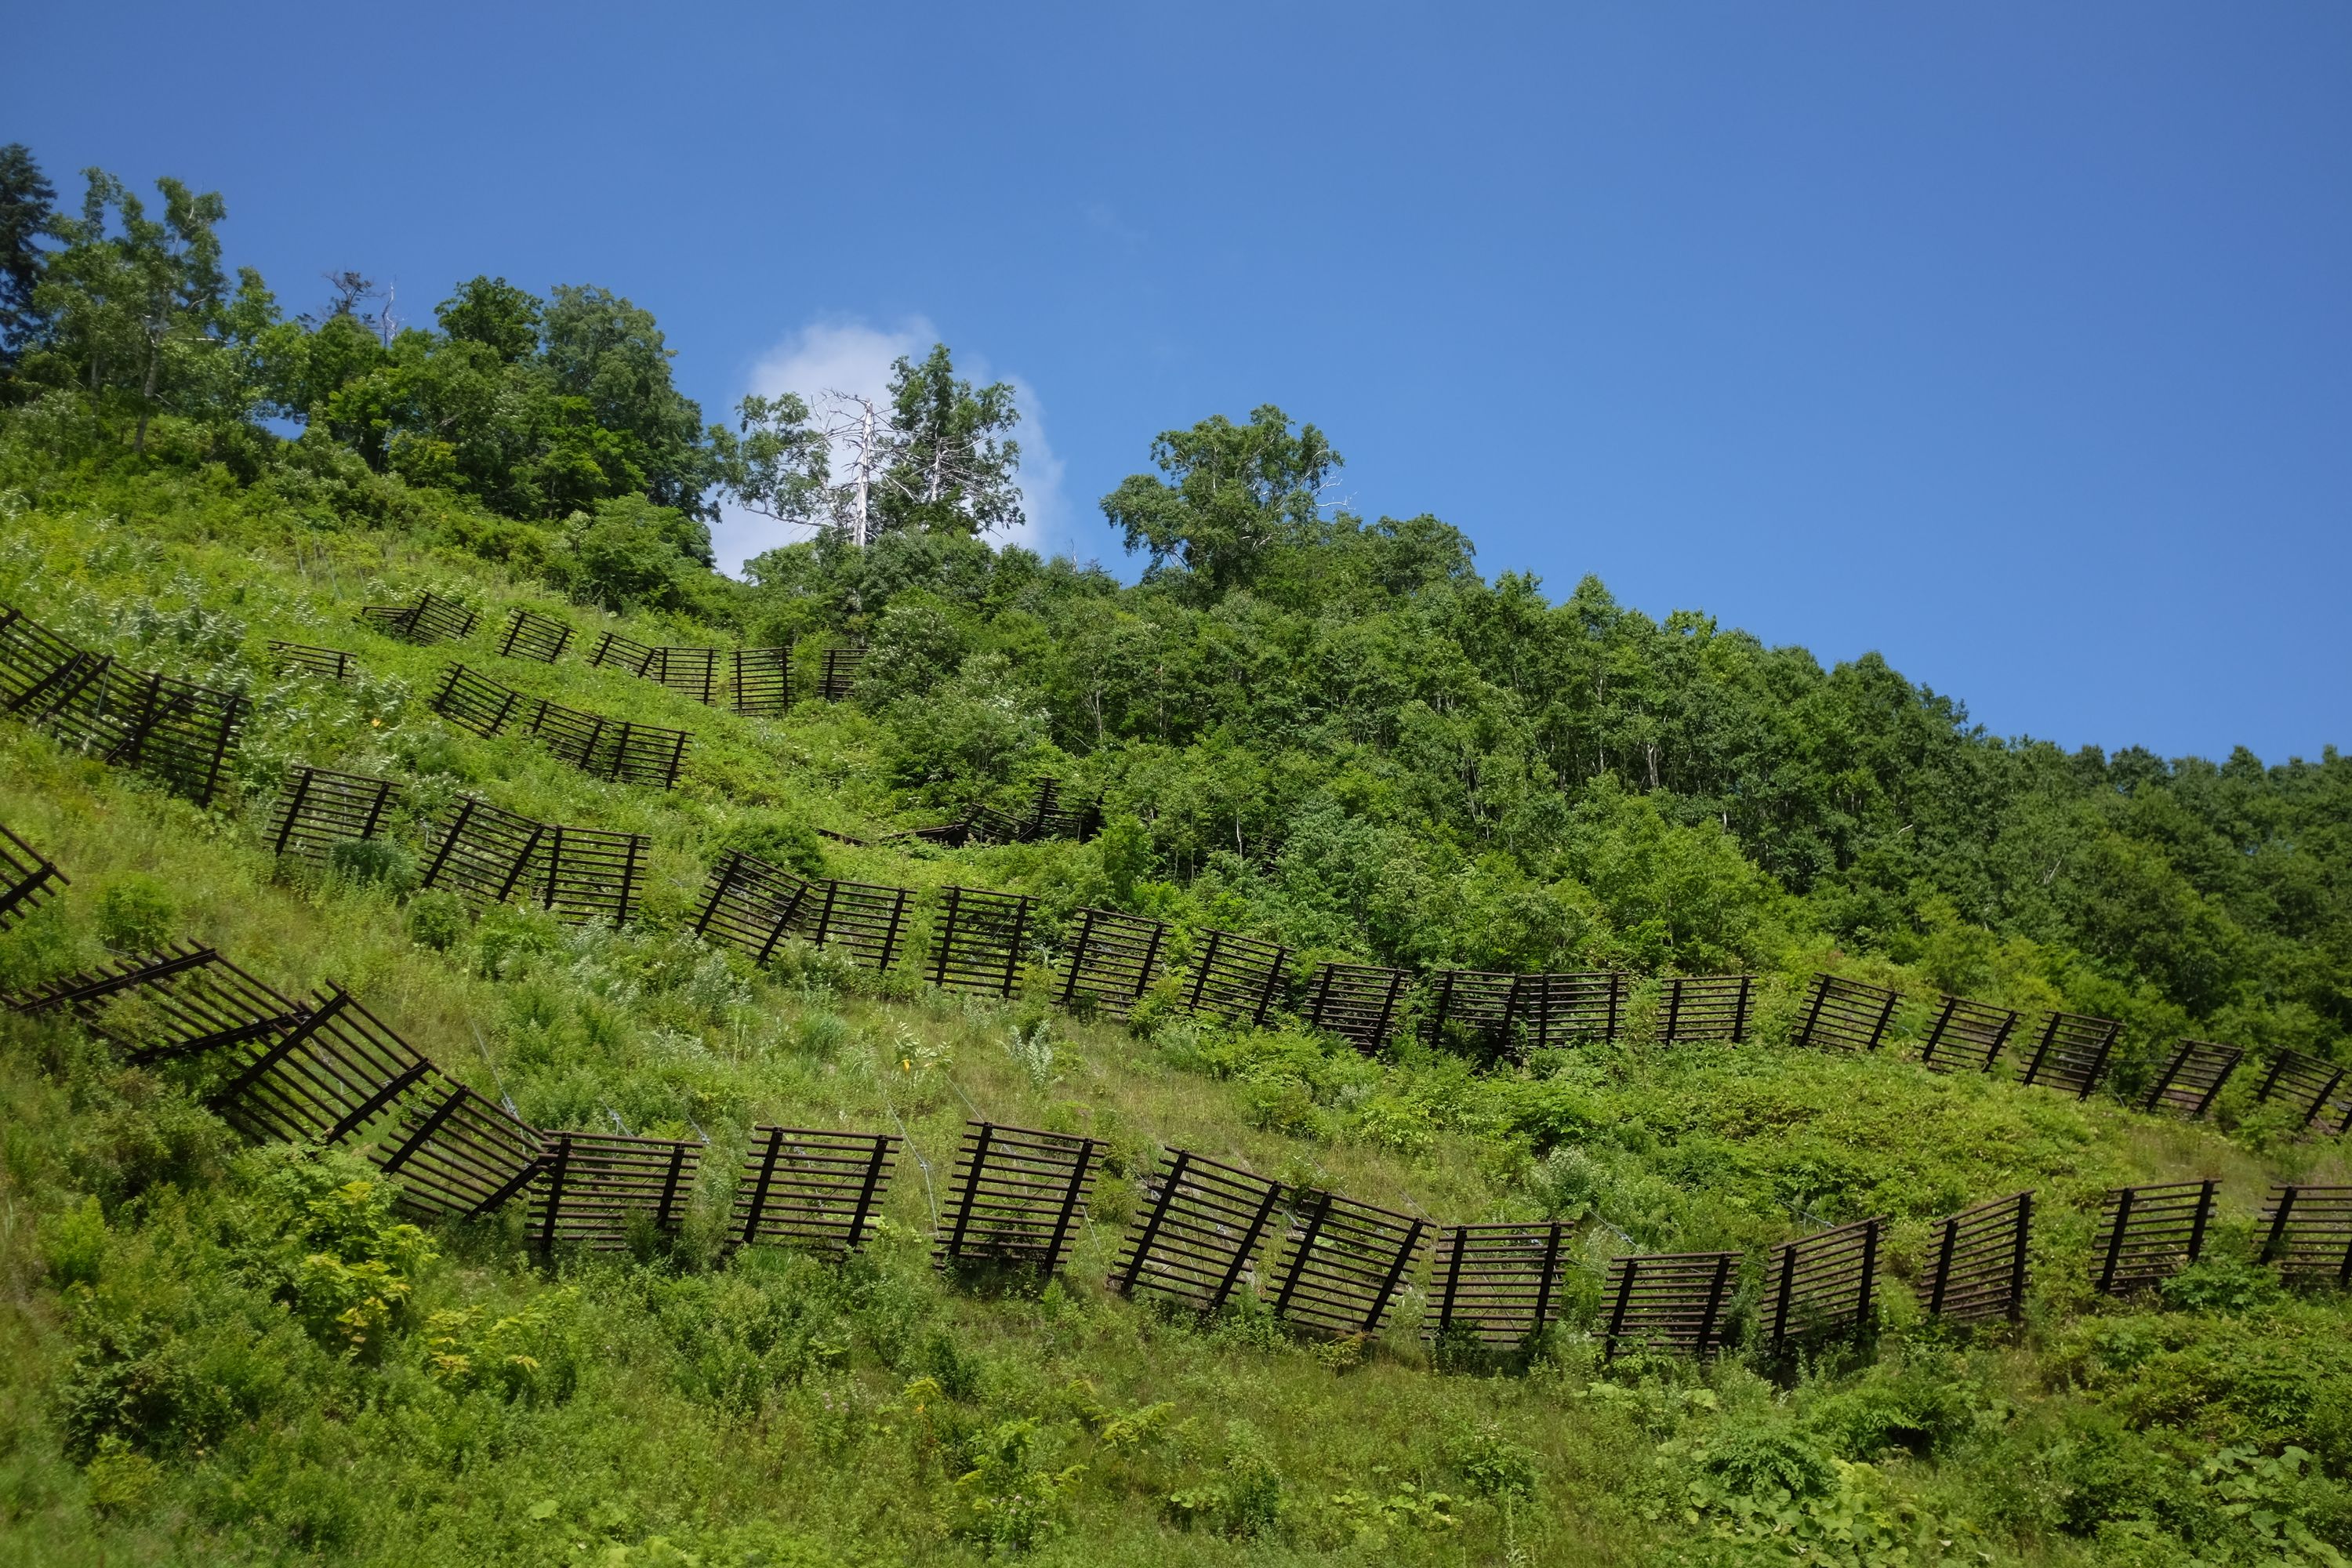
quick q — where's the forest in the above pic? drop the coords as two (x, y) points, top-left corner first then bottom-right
(0, 149), (2348, 1568)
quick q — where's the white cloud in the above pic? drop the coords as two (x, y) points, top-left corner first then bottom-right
(708, 316), (1077, 576)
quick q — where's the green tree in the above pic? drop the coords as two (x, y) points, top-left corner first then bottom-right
(875, 343), (1022, 536)
(539, 284), (712, 521)
(435, 274), (541, 361)
(1100, 404), (1340, 595)
(0, 142), (56, 378)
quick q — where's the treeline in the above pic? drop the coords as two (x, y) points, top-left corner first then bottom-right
(1, 150), (2343, 1074)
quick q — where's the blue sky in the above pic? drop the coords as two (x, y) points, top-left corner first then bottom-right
(14, 3), (2349, 764)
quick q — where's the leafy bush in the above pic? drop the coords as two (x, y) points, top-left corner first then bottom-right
(95, 875), (176, 951)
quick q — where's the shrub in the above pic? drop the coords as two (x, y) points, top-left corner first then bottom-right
(405, 889), (468, 951)
(951, 1418), (1083, 1553)
(95, 876), (176, 952)
(328, 834), (417, 891)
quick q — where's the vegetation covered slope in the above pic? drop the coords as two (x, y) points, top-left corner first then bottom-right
(0, 154), (2349, 1568)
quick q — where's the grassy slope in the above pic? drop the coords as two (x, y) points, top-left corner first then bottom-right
(0, 471), (2346, 1567)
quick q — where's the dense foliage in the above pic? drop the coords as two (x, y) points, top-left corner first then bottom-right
(0, 151), (2347, 1566)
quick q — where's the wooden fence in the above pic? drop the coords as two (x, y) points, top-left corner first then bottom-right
(731, 1126), (900, 1255)
(3, 942), (307, 1064)
(1110, 1149), (1284, 1313)
(1601, 1251), (1740, 1359)
(928, 887), (1034, 997)
(499, 608), (575, 663)
(1421, 969), (1519, 1058)
(914, 778), (1104, 848)
(1793, 972), (1902, 1053)
(1918, 994), (2019, 1073)
(2143, 1040), (2243, 1120)
(371, 1076), (545, 1221)
(268, 641), (356, 681)
(530, 1130), (703, 1253)
(817, 644), (866, 702)
(1660, 974), (1756, 1044)
(2253, 1048), (2352, 1136)
(431, 664), (691, 789)
(1308, 962), (1411, 1053)
(935, 1121), (1099, 1273)
(1916, 1191), (2032, 1325)
(207, 983), (435, 1149)
(0, 819), (66, 934)
(420, 797), (647, 927)
(1181, 927), (1290, 1027)
(2258, 1185), (2352, 1286)
(2018, 1011), (2122, 1098)
(694, 851), (814, 964)
(2093, 1180), (2217, 1294)
(1058, 908), (1166, 1018)
(359, 591), (477, 645)
(0, 608), (249, 808)
(1265, 1188), (1428, 1338)
(1763, 1217), (1884, 1353)
(1427, 1221), (1572, 1346)
(267, 766), (404, 866)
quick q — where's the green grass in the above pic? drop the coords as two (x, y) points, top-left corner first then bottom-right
(0, 470), (2349, 1566)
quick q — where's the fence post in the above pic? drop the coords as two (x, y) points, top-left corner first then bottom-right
(2098, 1187), (2133, 1293)
(741, 1126), (784, 1247)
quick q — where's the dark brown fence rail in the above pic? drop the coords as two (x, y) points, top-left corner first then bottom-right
(209, 983), (435, 1149)
(1918, 994), (2019, 1073)
(2093, 1180), (2217, 1294)
(1110, 1149), (1284, 1313)
(0, 820), (66, 933)
(1, 607), (249, 807)
(1764, 1217), (1884, 1353)
(1515, 971), (1626, 1049)
(731, 1126), (899, 1256)
(1427, 1222), (1571, 1346)
(430, 664), (691, 789)
(1916, 1191), (2032, 1325)
(1660, 975), (1756, 1044)
(499, 608), (574, 664)
(371, 1077), (544, 1221)
(731, 646), (790, 717)
(818, 644), (866, 702)
(2143, 1040), (2244, 1120)
(694, 851), (813, 964)
(2259, 1185), (2352, 1285)
(420, 797), (647, 927)
(530, 1130), (702, 1253)
(2017, 1011), (2122, 1099)
(268, 641), (355, 681)
(1265, 1188), (1428, 1338)
(928, 886), (1034, 998)
(913, 778), (1103, 848)
(935, 1121), (1099, 1273)
(1601, 1251), (1740, 1359)
(2253, 1049), (2352, 1136)
(1181, 927), (1290, 1027)
(1308, 963), (1411, 1054)
(267, 766), (404, 866)
(1058, 907), (1167, 1018)
(3, 942), (307, 1063)
(1421, 969), (1518, 1057)
(587, 632), (731, 707)
(1792, 973), (1902, 1053)
(791, 878), (914, 970)
(359, 592), (477, 645)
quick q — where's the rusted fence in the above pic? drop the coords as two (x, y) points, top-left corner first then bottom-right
(372, 1076), (545, 1221)
(913, 778), (1104, 848)
(1793, 973), (1902, 1053)
(1308, 962), (1411, 1053)
(0, 606), (247, 807)
(1916, 1191), (2031, 1325)
(1918, 994), (2018, 1073)
(2143, 1040), (2243, 1120)
(1660, 974), (1756, 1044)
(1264, 1188), (1427, 1338)
(531, 1131), (703, 1253)
(421, 797), (647, 927)
(3, 943), (307, 1063)
(1110, 1149), (1284, 1312)
(2252, 1048), (2352, 1135)
(206, 982), (434, 1148)
(696, 856), (916, 972)
(1601, 1252), (1740, 1359)
(731, 1126), (900, 1255)
(0, 820), (66, 933)
(431, 664), (691, 789)
(499, 608), (575, 663)
(935, 1121), (1099, 1273)
(817, 644), (866, 702)
(2093, 1180), (2217, 1294)
(1427, 1222), (1571, 1346)
(1181, 927), (1290, 1027)
(588, 633), (789, 717)
(1057, 908), (1166, 1018)
(267, 766), (404, 866)
(2258, 1185), (2352, 1285)
(1764, 1217), (1883, 1353)
(359, 592), (477, 644)
(928, 886), (1034, 997)
(268, 641), (356, 681)
(2017, 1011), (2121, 1098)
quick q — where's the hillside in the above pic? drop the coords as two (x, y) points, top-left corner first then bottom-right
(1, 158), (2350, 1568)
